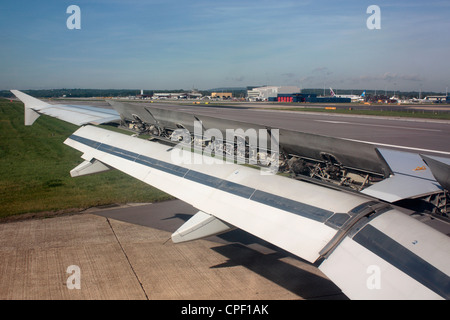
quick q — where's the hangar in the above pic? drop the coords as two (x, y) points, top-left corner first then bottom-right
(247, 86), (350, 103)
(247, 86), (301, 101)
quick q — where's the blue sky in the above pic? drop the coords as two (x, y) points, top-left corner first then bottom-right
(1, 0), (449, 91)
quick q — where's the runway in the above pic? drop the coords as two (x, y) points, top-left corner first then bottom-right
(2, 101), (449, 300)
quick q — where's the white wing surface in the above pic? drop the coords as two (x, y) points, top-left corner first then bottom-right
(11, 90), (120, 126)
(10, 90), (450, 299)
(64, 125), (362, 263)
(64, 125), (450, 299)
(362, 148), (444, 202)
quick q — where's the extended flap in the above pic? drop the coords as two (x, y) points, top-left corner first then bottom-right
(171, 211), (234, 243)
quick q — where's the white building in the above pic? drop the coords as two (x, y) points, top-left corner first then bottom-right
(247, 86), (301, 101)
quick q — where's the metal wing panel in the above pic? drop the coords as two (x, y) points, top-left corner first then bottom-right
(35, 105), (119, 126)
(319, 209), (450, 299)
(361, 148), (445, 202)
(66, 128), (450, 299)
(361, 174), (441, 202)
(319, 232), (446, 299)
(64, 125), (372, 263)
(421, 155), (450, 192)
(10, 90), (120, 126)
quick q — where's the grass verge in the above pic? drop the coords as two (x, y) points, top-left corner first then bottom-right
(0, 100), (172, 220)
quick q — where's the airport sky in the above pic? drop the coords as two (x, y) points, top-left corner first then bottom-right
(1, 0), (449, 92)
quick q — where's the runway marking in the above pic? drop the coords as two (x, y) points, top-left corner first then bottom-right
(315, 120), (441, 132)
(343, 138), (450, 156)
(315, 120), (349, 124)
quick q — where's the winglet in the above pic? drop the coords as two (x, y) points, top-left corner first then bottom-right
(10, 90), (50, 125)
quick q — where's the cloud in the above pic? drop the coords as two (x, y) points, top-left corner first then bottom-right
(299, 76), (314, 83)
(281, 73), (296, 78)
(232, 76), (245, 82)
(225, 75), (245, 83)
(394, 73), (424, 82)
(351, 73), (425, 83)
(312, 67), (333, 76)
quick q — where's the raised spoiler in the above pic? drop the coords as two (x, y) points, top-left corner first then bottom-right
(110, 100), (391, 177)
(10, 90), (450, 299)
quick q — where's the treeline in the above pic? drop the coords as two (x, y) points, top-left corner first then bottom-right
(1, 89), (178, 98)
(0, 88), (248, 99)
(1, 88), (445, 99)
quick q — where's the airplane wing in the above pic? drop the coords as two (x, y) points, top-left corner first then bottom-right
(110, 100), (450, 210)
(10, 90), (450, 300)
(10, 90), (121, 126)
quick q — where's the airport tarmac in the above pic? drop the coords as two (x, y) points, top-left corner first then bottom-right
(0, 200), (346, 300)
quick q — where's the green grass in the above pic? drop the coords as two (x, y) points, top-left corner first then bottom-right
(274, 107), (450, 120)
(0, 100), (172, 219)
